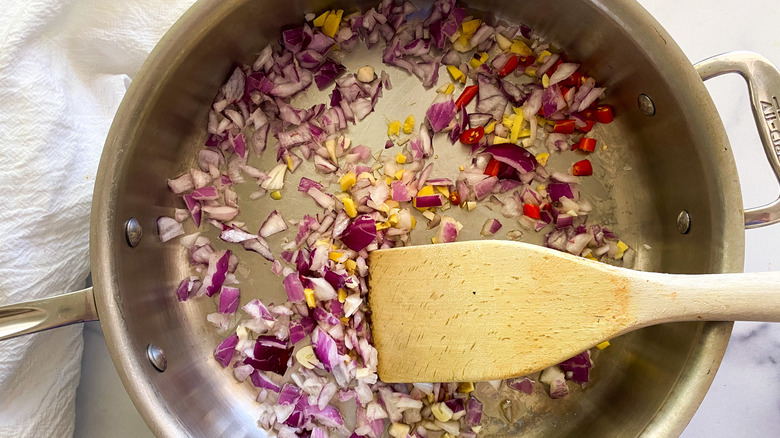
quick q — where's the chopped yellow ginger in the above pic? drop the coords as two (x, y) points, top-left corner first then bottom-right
(615, 240), (629, 259)
(493, 136), (510, 144)
(510, 112), (524, 143)
(436, 83), (454, 94)
(387, 120), (401, 137)
(387, 214), (399, 227)
(322, 10), (343, 37)
(484, 120), (497, 134)
(461, 19), (481, 36)
(495, 33), (512, 51)
(537, 50), (552, 64)
(344, 259), (357, 273)
(535, 152), (550, 166)
(312, 11), (329, 27)
(417, 185), (435, 197)
(510, 39), (532, 56)
(402, 115), (415, 134)
(286, 155), (295, 171)
(542, 73), (550, 88)
(394, 169), (405, 180)
(446, 65), (465, 83)
(435, 186), (449, 198)
(304, 288), (316, 308)
(339, 172), (356, 191)
(457, 382), (475, 393)
(343, 197), (357, 217)
(395, 153), (407, 164)
(469, 52), (489, 69)
(596, 341), (611, 350)
(329, 251), (344, 262)
(357, 172), (375, 183)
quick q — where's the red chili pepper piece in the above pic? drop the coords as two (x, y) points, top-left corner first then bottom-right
(581, 108), (596, 121)
(455, 85), (479, 109)
(561, 71), (583, 88)
(548, 59), (564, 76)
(578, 120), (596, 133)
(553, 120), (576, 134)
(572, 159), (593, 176)
(523, 203), (541, 219)
(459, 126), (484, 145)
(518, 55), (536, 67)
(484, 158), (501, 177)
(448, 190), (461, 205)
(498, 55), (519, 77)
(595, 105), (614, 124)
(579, 137), (597, 153)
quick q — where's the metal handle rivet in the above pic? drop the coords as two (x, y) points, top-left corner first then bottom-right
(147, 344), (167, 372)
(125, 218), (143, 247)
(638, 93), (656, 116)
(677, 210), (691, 234)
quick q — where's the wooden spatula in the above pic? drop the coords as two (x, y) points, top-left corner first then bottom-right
(367, 240), (780, 383)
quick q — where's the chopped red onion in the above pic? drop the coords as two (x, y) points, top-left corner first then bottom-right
(168, 173), (195, 193)
(202, 205), (239, 221)
(214, 333), (238, 367)
(260, 210), (289, 238)
(480, 218), (503, 236)
(549, 63), (579, 86)
(339, 215), (377, 252)
(465, 397), (482, 427)
(414, 194), (443, 208)
(312, 327), (341, 372)
(425, 95), (456, 132)
(283, 273), (305, 302)
(220, 227), (257, 243)
(559, 350), (592, 384)
(507, 377), (534, 394)
(244, 336), (293, 375)
(251, 370), (282, 392)
(219, 286), (240, 313)
(540, 365), (569, 399)
(157, 216), (185, 242)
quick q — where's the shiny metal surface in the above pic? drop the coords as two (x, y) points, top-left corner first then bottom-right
(637, 93), (656, 117)
(88, 0), (745, 437)
(125, 218), (143, 248)
(146, 344), (168, 372)
(677, 210), (691, 234)
(0, 288), (97, 342)
(695, 52), (780, 229)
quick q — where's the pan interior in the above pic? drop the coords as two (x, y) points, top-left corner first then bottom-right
(93, 0), (743, 437)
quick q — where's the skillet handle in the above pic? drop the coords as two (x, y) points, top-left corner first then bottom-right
(695, 51), (780, 229)
(0, 287), (98, 342)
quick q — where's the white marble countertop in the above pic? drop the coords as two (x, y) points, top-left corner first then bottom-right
(73, 0), (780, 436)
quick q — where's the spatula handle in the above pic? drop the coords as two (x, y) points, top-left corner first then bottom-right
(633, 271), (780, 327)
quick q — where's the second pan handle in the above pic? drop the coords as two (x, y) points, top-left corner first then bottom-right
(695, 52), (780, 229)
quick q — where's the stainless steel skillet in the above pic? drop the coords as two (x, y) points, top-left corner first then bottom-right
(2, 0), (780, 436)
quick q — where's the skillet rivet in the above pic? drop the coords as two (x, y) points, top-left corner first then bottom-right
(677, 210), (691, 234)
(125, 218), (143, 247)
(638, 94), (656, 116)
(147, 344), (167, 372)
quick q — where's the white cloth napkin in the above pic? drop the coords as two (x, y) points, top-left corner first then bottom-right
(0, 1), (193, 436)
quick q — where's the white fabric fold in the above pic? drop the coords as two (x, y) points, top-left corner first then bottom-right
(0, 1), (194, 436)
